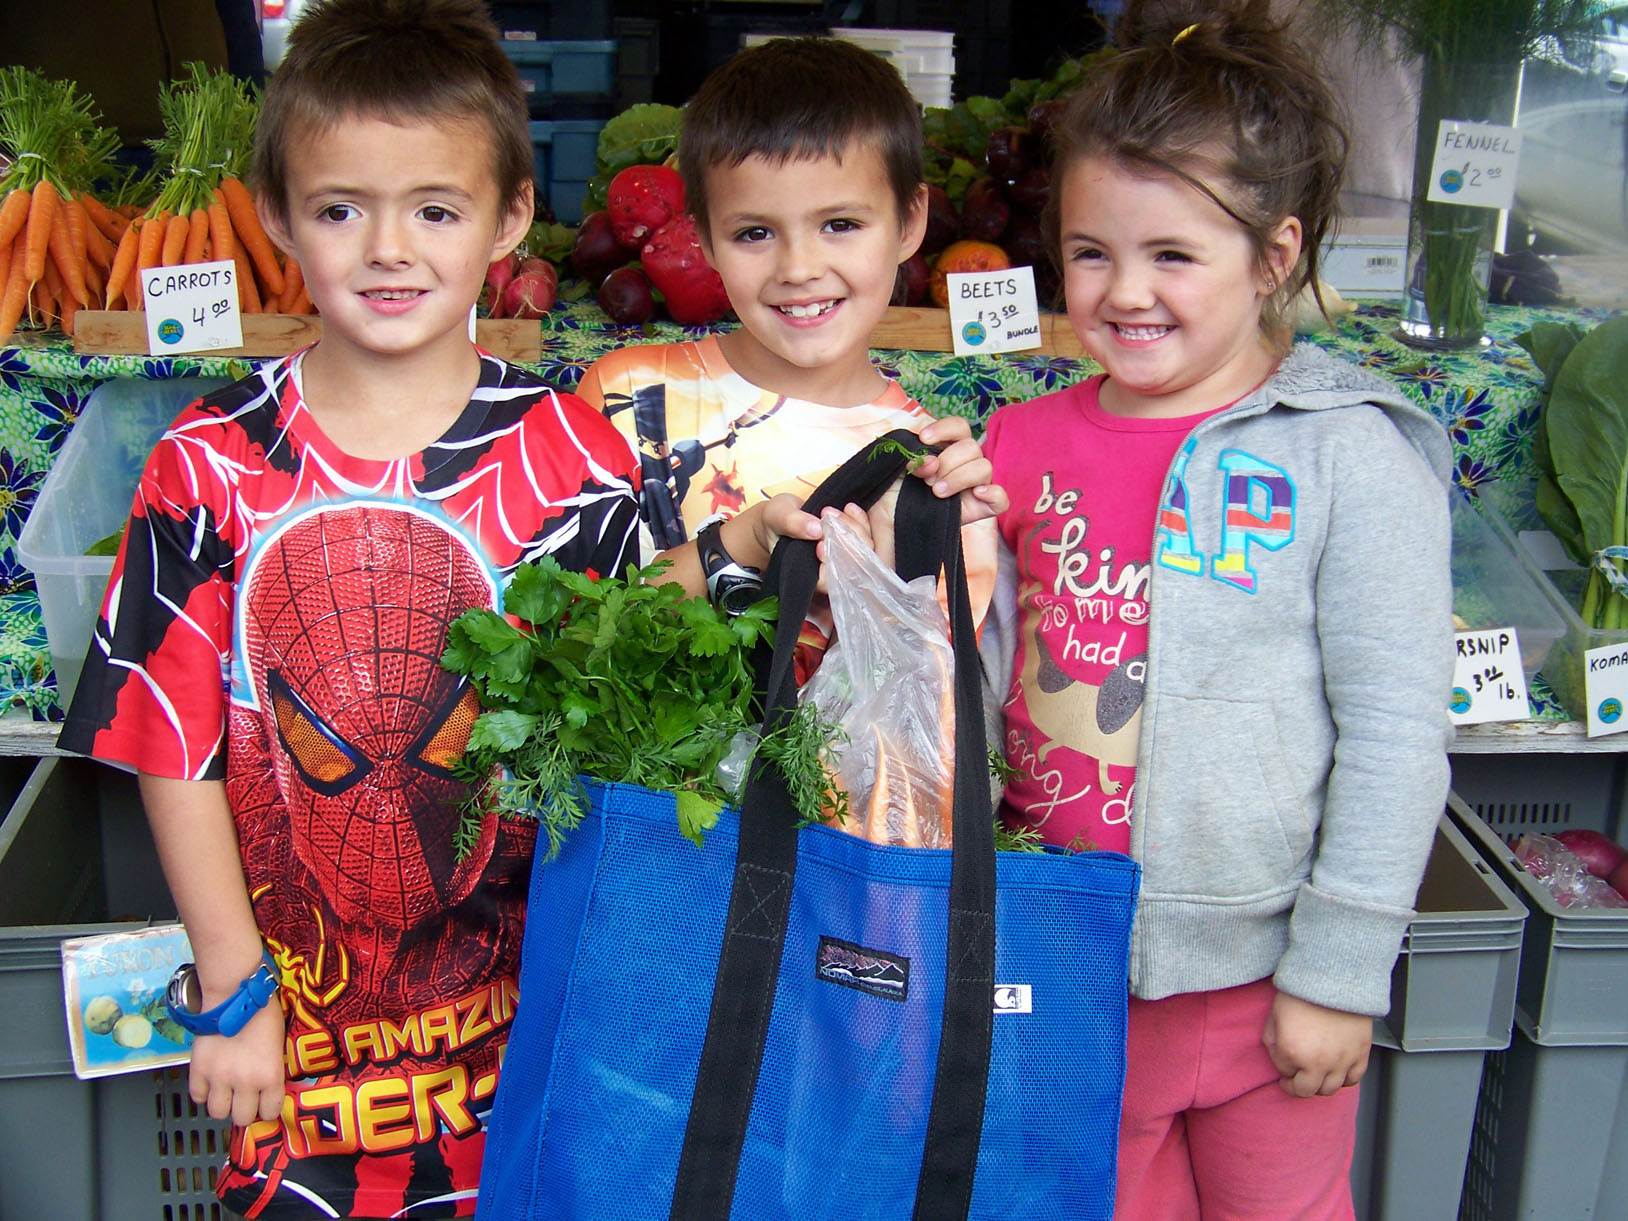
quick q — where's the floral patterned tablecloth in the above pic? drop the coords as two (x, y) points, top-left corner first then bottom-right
(0, 298), (1614, 719)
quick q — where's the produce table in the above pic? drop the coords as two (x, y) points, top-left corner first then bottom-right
(0, 297), (1618, 751)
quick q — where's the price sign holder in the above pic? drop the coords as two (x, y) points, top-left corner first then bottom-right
(1584, 640), (1628, 738)
(142, 259), (243, 355)
(946, 265), (1042, 356)
(1426, 120), (1522, 210)
(1449, 628), (1529, 725)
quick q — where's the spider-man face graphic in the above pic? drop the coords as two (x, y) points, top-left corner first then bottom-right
(238, 503), (500, 930)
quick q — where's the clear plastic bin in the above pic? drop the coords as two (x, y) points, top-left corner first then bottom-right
(15, 377), (229, 707)
(1449, 490), (1566, 682)
(1477, 478), (1628, 721)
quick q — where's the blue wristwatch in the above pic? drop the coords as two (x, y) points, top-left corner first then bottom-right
(165, 948), (281, 1037)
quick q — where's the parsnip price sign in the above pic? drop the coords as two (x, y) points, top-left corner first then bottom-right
(143, 259), (243, 355)
(1448, 628), (1528, 725)
(1426, 120), (1522, 210)
(947, 265), (1042, 356)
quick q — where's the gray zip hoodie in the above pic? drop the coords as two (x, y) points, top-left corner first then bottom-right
(982, 343), (1455, 1016)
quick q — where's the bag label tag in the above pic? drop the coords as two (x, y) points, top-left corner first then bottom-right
(994, 984), (1033, 1014)
(814, 936), (909, 1001)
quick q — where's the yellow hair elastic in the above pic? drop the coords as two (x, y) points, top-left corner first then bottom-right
(1173, 22), (1201, 44)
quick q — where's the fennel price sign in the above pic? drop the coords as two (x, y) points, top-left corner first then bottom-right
(143, 259), (243, 356)
(1426, 121), (1522, 211)
(1449, 628), (1529, 725)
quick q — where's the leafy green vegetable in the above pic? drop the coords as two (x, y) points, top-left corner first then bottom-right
(1518, 322), (1590, 565)
(923, 95), (1010, 163)
(85, 527), (125, 557)
(581, 103), (683, 216)
(1520, 316), (1628, 631)
(755, 702), (849, 829)
(524, 219), (576, 269)
(442, 557), (836, 859)
(994, 820), (1046, 853)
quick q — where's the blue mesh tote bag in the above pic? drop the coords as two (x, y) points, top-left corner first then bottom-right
(476, 432), (1140, 1221)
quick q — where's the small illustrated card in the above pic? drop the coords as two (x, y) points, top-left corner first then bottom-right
(61, 924), (195, 1079)
(1449, 628), (1529, 725)
(142, 259), (243, 355)
(1584, 640), (1628, 738)
(1426, 120), (1522, 210)
(946, 265), (1042, 356)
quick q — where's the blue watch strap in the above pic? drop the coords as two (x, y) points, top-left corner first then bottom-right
(166, 948), (281, 1038)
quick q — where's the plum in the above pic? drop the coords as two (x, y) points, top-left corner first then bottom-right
(959, 178), (1011, 243)
(920, 183), (959, 258)
(571, 210), (628, 287)
(598, 266), (656, 325)
(985, 126), (1032, 184)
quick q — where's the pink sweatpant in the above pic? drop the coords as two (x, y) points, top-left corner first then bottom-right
(1114, 977), (1360, 1221)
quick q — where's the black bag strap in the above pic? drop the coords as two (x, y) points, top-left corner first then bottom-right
(670, 432), (996, 1221)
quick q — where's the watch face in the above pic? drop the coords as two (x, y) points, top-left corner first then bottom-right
(715, 572), (766, 615)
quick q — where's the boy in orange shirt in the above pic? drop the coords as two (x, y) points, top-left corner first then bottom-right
(577, 36), (1005, 666)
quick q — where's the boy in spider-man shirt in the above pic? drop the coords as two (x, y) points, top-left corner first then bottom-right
(58, 2), (639, 1216)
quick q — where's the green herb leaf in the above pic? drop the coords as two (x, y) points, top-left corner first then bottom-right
(675, 790), (722, 847)
(442, 560), (837, 859)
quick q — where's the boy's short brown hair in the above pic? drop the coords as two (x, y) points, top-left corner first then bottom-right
(253, 0), (532, 222)
(679, 36), (924, 234)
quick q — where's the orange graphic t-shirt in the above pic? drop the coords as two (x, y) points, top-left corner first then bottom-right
(577, 336), (997, 674)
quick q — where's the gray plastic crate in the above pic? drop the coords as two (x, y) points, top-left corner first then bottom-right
(1349, 800), (1527, 1221)
(0, 755), (226, 1221)
(1452, 764), (1628, 1046)
(1353, 1035), (1491, 1221)
(1385, 799), (1526, 1052)
(1460, 1036), (1627, 1221)
(1449, 758), (1628, 1220)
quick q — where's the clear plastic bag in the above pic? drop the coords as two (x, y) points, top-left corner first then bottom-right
(1513, 834), (1628, 909)
(799, 510), (956, 848)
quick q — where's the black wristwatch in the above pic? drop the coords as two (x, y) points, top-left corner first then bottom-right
(695, 518), (764, 615)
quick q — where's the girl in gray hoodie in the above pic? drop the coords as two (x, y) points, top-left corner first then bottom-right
(982, 4), (1453, 1217)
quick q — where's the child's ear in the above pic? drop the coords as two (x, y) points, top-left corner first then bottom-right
(897, 183), (929, 263)
(1261, 215), (1304, 296)
(492, 182), (534, 263)
(256, 191), (294, 262)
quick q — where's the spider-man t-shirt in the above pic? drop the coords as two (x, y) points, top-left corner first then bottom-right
(60, 350), (639, 1219)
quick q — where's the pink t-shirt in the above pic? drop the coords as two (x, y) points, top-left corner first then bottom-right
(985, 376), (1217, 853)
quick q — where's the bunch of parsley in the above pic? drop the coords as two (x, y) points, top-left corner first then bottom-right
(441, 557), (841, 860)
